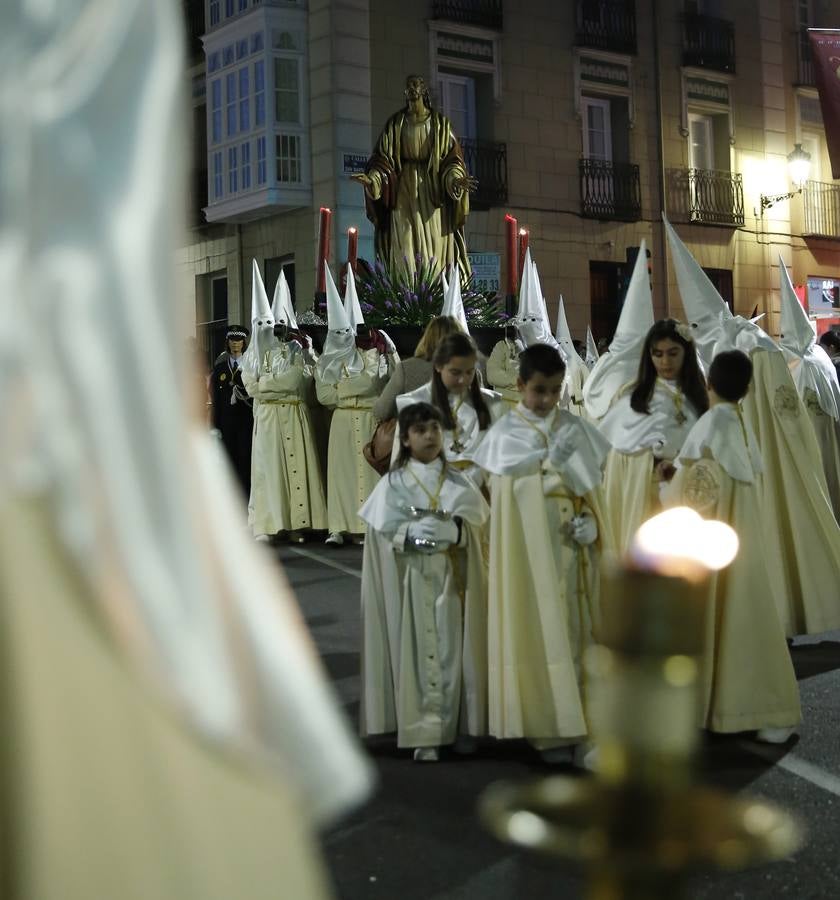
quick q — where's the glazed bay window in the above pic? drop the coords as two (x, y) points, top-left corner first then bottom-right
(274, 58), (300, 123)
(210, 78), (222, 144)
(241, 142), (252, 190)
(276, 134), (301, 184)
(256, 136), (267, 184)
(225, 71), (237, 137)
(238, 67), (249, 131)
(213, 151), (223, 199)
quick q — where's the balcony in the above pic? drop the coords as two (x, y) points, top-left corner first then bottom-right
(575, 0), (637, 55)
(580, 159), (642, 221)
(683, 13), (735, 73)
(804, 180), (840, 240)
(432, 0), (502, 30)
(461, 139), (508, 209)
(666, 168), (744, 227)
(796, 28), (816, 86)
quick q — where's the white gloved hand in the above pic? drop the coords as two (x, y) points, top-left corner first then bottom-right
(570, 513), (598, 546)
(406, 518), (439, 545)
(426, 517), (458, 546)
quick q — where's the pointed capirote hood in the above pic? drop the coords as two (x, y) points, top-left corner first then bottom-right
(583, 238), (654, 419)
(555, 295), (587, 379)
(778, 256), (840, 420)
(440, 268), (449, 298)
(241, 258), (278, 377)
(271, 267), (298, 330)
(441, 268), (469, 333)
(585, 325), (599, 369)
(316, 265), (362, 383)
(343, 263), (365, 331)
(663, 214), (732, 369)
(515, 250), (558, 348)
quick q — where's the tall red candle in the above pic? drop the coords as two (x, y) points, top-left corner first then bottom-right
(316, 207), (332, 294)
(505, 214), (518, 296)
(518, 228), (529, 283)
(347, 226), (358, 273)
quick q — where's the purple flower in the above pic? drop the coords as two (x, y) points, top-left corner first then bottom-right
(385, 300), (393, 310)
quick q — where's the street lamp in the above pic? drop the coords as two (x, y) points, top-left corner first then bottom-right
(760, 143), (812, 212)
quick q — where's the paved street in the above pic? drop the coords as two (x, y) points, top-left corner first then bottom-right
(275, 542), (840, 900)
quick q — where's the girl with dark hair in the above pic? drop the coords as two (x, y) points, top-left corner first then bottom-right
(358, 402), (489, 762)
(395, 332), (502, 482)
(598, 318), (709, 551)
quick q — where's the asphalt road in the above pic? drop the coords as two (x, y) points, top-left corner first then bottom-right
(274, 541), (840, 900)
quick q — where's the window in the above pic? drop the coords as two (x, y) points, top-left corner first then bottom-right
(196, 274), (229, 367)
(226, 72), (237, 137)
(251, 32), (264, 53)
(236, 39), (248, 60)
(239, 0), (249, 9)
(254, 60), (265, 126)
(222, 45), (234, 67)
(274, 58), (300, 123)
(239, 67), (250, 132)
(273, 30), (300, 50)
(210, 79), (222, 144)
(688, 113), (714, 170)
(703, 268), (733, 311)
(582, 97), (612, 161)
(257, 136), (267, 184)
(800, 132), (821, 182)
(213, 152), (223, 198)
(276, 134), (301, 183)
(438, 73), (476, 142)
(208, 52), (220, 73)
(265, 258), (296, 310)
(241, 142), (252, 190)
(228, 147), (238, 193)
(209, 0), (220, 26)
(225, 0), (234, 17)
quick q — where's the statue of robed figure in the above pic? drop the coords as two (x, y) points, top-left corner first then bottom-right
(352, 75), (477, 282)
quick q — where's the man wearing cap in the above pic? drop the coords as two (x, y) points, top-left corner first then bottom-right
(210, 325), (254, 497)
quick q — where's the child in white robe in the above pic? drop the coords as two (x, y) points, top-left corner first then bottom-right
(359, 402), (490, 762)
(472, 344), (612, 762)
(664, 350), (800, 741)
(598, 319), (708, 551)
(397, 332), (502, 484)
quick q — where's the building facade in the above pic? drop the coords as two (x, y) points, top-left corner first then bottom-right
(180, 0), (840, 361)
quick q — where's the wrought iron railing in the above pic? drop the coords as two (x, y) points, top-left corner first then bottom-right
(575, 0), (637, 54)
(433, 0), (502, 29)
(580, 159), (642, 222)
(666, 168), (744, 227)
(683, 13), (735, 73)
(796, 28), (816, 86)
(804, 180), (840, 239)
(461, 139), (507, 209)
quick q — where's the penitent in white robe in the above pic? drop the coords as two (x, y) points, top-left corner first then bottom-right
(486, 338), (523, 409)
(597, 379), (700, 552)
(316, 347), (394, 534)
(665, 403), (801, 733)
(243, 342), (327, 536)
(472, 405), (613, 743)
(358, 458), (489, 748)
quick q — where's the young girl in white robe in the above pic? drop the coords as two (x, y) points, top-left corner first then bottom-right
(598, 319), (709, 551)
(663, 350), (800, 741)
(397, 332), (502, 484)
(359, 402), (490, 762)
(472, 344), (612, 762)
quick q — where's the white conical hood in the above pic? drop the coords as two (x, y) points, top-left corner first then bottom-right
(583, 238), (654, 419)
(343, 263), (365, 331)
(441, 268), (469, 333)
(271, 267), (298, 330)
(316, 265), (361, 382)
(663, 214), (731, 369)
(515, 250), (558, 348)
(585, 325), (599, 369)
(555, 295), (586, 379)
(440, 269), (449, 298)
(241, 258), (278, 378)
(778, 257), (840, 420)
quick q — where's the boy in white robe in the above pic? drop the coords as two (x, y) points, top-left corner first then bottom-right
(664, 350), (800, 740)
(359, 402), (490, 761)
(472, 344), (612, 762)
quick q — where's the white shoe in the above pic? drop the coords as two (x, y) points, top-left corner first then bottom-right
(325, 532), (344, 546)
(255, 534), (271, 543)
(755, 726), (797, 744)
(413, 747), (440, 762)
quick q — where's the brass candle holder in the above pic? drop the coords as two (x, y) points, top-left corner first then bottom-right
(480, 509), (802, 900)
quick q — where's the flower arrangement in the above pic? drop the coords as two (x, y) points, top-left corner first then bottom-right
(350, 255), (508, 328)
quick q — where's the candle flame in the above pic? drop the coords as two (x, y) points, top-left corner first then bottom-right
(630, 507), (738, 578)
(348, 226), (357, 234)
(519, 228), (528, 236)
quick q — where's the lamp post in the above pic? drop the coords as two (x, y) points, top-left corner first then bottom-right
(760, 143), (812, 212)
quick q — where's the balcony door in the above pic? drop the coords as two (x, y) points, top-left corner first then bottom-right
(582, 96), (612, 163)
(438, 73), (476, 144)
(688, 113), (714, 171)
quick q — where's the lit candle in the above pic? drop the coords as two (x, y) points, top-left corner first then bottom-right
(347, 226), (358, 273)
(518, 228), (529, 285)
(316, 207), (332, 295)
(505, 214), (518, 297)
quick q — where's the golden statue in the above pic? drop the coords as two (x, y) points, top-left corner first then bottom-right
(352, 75), (476, 281)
